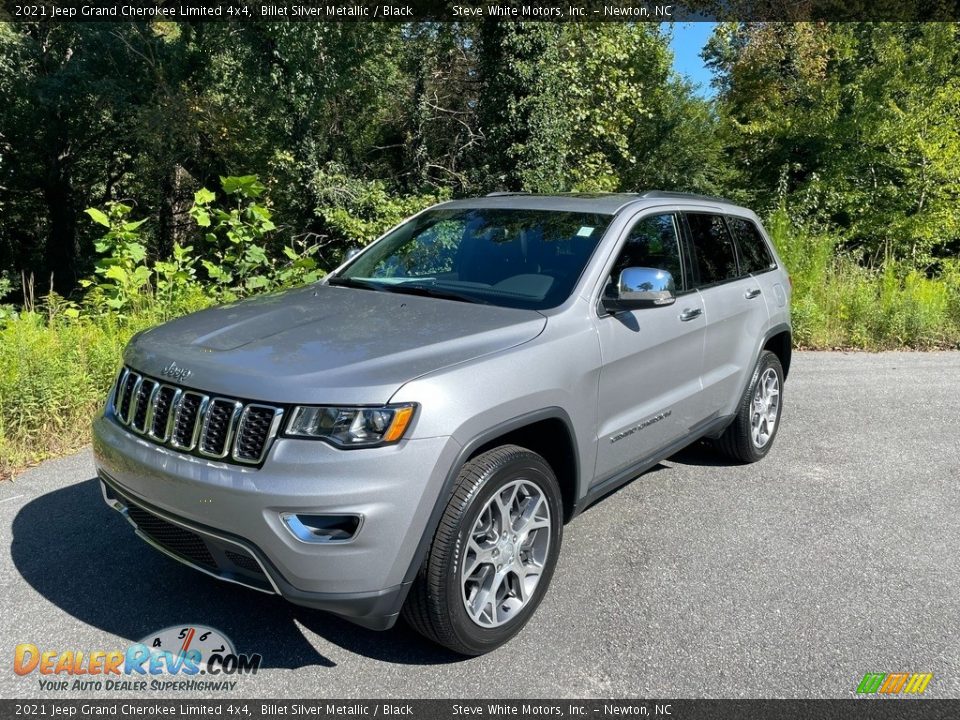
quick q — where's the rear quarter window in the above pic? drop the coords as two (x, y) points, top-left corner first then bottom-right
(728, 216), (777, 274)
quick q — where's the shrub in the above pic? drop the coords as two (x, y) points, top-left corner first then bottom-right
(769, 208), (960, 349)
(191, 176), (323, 299)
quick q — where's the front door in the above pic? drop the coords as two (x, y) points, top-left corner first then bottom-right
(592, 212), (708, 484)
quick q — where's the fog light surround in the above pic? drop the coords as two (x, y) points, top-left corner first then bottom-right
(281, 513), (363, 544)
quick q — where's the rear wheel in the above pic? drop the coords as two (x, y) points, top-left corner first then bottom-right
(716, 350), (784, 463)
(402, 445), (563, 655)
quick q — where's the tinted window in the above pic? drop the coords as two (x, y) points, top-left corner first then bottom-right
(340, 208), (612, 310)
(608, 213), (683, 291)
(728, 217), (775, 274)
(686, 213), (738, 286)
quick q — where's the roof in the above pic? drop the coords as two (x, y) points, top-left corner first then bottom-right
(438, 191), (742, 216)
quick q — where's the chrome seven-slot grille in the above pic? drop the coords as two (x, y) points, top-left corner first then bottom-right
(111, 366), (282, 465)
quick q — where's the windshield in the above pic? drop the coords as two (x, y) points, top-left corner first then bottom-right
(334, 207), (612, 310)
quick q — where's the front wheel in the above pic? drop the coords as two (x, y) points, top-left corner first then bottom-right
(402, 445), (563, 655)
(716, 350), (785, 463)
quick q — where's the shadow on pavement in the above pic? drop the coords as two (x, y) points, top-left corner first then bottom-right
(667, 439), (733, 467)
(576, 462), (670, 517)
(10, 478), (465, 669)
(577, 440), (733, 515)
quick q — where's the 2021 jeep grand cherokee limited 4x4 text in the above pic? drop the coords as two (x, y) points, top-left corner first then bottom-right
(93, 191), (791, 655)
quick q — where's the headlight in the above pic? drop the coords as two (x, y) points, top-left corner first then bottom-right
(285, 403), (416, 448)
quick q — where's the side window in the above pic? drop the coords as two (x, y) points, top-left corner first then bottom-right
(727, 217), (776, 275)
(685, 213), (738, 286)
(608, 213), (684, 291)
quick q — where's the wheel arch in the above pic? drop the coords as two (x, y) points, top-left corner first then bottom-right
(762, 325), (792, 378)
(401, 407), (580, 588)
(470, 415), (579, 523)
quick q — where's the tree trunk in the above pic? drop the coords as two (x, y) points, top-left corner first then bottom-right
(158, 163), (194, 258)
(41, 160), (78, 295)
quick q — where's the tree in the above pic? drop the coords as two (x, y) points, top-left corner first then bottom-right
(706, 22), (960, 264)
(0, 21), (728, 294)
(472, 22), (722, 194)
(0, 22), (171, 289)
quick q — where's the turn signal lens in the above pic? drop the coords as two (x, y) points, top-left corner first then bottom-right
(383, 405), (415, 442)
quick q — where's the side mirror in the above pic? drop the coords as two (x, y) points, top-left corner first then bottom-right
(603, 267), (676, 313)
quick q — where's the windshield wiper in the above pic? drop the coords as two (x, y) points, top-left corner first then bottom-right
(383, 283), (488, 305)
(328, 276), (487, 304)
(326, 276), (385, 292)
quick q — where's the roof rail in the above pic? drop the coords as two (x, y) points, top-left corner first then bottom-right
(639, 190), (736, 205)
(485, 191), (532, 197)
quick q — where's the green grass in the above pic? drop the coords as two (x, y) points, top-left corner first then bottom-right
(0, 314), (127, 479)
(0, 294), (212, 481)
(768, 211), (960, 350)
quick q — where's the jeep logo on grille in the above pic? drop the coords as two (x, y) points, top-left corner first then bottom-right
(160, 361), (192, 383)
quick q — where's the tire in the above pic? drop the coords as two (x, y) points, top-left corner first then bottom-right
(716, 350), (785, 463)
(402, 444), (563, 655)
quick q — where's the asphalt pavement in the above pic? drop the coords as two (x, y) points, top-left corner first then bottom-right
(1, 351), (958, 699)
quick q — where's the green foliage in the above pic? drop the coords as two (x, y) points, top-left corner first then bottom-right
(707, 23), (960, 264)
(0, 307), (150, 480)
(80, 201), (207, 319)
(77, 175), (323, 315)
(0, 273), (17, 324)
(191, 176), (323, 297)
(3, 22), (960, 480)
(472, 24), (722, 195)
(192, 179), (276, 294)
(81, 203), (152, 315)
(153, 242), (201, 311)
(768, 208), (960, 349)
(310, 163), (449, 255)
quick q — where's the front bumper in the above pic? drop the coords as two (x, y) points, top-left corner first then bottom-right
(92, 413), (460, 630)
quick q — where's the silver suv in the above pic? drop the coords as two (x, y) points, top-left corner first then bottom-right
(93, 192), (791, 655)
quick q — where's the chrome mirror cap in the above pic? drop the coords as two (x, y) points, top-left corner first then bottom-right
(617, 267), (677, 306)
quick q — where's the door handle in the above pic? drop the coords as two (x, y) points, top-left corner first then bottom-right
(745, 288), (762, 299)
(679, 307), (703, 322)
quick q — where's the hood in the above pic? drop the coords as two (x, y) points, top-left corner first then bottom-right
(124, 284), (546, 404)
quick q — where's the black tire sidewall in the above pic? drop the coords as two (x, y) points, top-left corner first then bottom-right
(442, 451), (563, 654)
(740, 351), (784, 461)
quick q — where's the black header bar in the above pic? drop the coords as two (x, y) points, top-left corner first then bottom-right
(1, 699), (958, 719)
(2, 0), (959, 22)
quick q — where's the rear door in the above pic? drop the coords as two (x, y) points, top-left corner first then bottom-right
(683, 212), (770, 416)
(726, 215), (788, 321)
(592, 211), (708, 483)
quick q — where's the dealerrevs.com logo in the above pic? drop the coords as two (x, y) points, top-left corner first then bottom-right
(13, 625), (262, 692)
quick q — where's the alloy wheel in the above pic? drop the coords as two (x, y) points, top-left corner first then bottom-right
(460, 479), (551, 628)
(751, 367), (780, 448)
